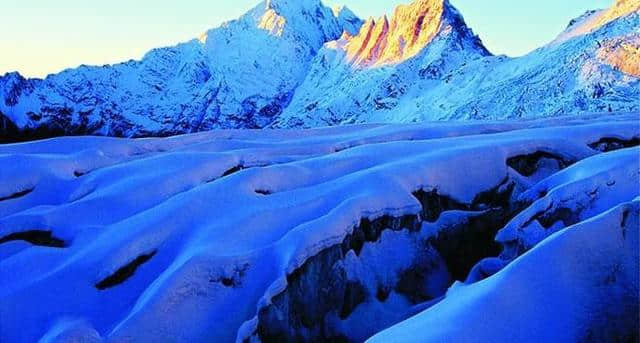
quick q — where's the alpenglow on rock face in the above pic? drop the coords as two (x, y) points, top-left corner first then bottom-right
(1, 0), (639, 139)
(276, 0), (640, 127)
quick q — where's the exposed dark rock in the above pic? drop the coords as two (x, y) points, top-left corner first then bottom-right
(429, 210), (505, 281)
(413, 178), (518, 223)
(376, 285), (391, 302)
(621, 209), (630, 228)
(0, 111), (20, 140)
(0, 230), (66, 248)
(395, 258), (439, 304)
(412, 189), (467, 222)
(521, 206), (582, 230)
(535, 207), (581, 229)
(95, 250), (157, 290)
(0, 109), (107, 143)
(258, 245), (347, 340)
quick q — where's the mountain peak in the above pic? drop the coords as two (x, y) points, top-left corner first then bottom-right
(332, 5), (363, 35)
(338, 0), (484, 67)
(555, 0), (640, 43)
(256, 0), (324, 36)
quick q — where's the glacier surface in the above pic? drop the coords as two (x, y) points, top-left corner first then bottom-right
(0, 113), (638, 342)
(1, 0), (639, 139)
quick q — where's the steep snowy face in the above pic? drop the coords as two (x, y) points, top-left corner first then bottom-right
(556, 0), (640, 43)
(0, 0), (362, 140)
(332, 5), (363, 36)
(597, 34), (640, 76)
(276, 0), (640, 128)
(274, 0), (490, 127)
(197, 0), (363, 130)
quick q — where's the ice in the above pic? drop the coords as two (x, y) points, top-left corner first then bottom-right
(368, 199), (639, 343)
(0, 113), (637, 342)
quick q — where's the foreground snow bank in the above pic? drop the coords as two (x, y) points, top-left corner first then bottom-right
(0, 114), (638, 342)
(369, 199), (639, 343)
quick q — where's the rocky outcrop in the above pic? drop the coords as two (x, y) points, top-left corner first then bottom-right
(342, 0), (485, 67)
(275, 0), (640, 127)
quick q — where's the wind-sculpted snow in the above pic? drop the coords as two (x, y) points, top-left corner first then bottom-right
(0, 114), (638, 342)
(369, 199), (640, 343)
(1, 0), (639, 139)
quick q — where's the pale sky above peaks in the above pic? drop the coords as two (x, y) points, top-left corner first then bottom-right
(1, 0), (612, 78)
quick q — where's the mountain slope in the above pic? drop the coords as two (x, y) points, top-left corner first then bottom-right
(0, 0), (639, 139)
(274, 0), (491, 127)
(0, 0), (362, 140)
(275, 0), (640, 127)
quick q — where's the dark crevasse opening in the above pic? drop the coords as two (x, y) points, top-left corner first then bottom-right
(95, 250), (157, 290)
(588, 137), (640, 152)
(0, 230), (67, 248)
(506, 151), (575, 178)
(0, 188), (34, 202)
(247, 145), (589, 342)
(248, 177), (526, 342)
(222, 165), (245, 177)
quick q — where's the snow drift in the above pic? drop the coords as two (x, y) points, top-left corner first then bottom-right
(1, 0), (639, 139)
(0, 113), (638, 342)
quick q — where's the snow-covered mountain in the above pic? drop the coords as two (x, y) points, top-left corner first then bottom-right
(276, 0), (640, 127)
(0, 0), (362, 140)
(0, 113), (638, 342)
(1, 0), (639, 139)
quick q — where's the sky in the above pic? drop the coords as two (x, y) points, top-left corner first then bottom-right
(1, 0), (612, 78)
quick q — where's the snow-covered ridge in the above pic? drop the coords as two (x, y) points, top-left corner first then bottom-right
(276, 0), (640, 127)
(597, 33), (640, 76)
(369, 199), (639, 343)
(0, 113), (638, 342)
(0, 0), (362, 140)
(555, 0), (640, 44)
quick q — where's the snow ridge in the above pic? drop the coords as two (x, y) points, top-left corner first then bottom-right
(0, 0), (361, 139)
(0, 114), (637, 342)
(0, 0), (639, 139)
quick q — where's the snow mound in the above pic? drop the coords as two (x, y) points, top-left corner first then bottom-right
(1, 0), (638, 139)
(369, 198), (639, 343)
(0, 113), (638, 342)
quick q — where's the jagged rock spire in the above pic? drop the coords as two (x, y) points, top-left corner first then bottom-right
(340, 0), (484, 67)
